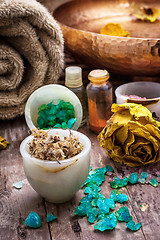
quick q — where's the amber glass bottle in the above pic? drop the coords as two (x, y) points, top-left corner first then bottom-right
(86, 69), (113, 133)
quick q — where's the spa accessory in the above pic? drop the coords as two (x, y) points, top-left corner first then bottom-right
(0, 0), (64, 119)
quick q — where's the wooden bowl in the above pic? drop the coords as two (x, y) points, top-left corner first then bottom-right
(53, 0), (160, 76)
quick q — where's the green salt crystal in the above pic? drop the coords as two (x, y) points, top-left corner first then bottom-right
(53, 123), (61, 128)
(128, 173), (138, 184)
(57, 110), (67, 122)
(94, 213), (117, 231)
(149, 178), (158, 187)
(24, 211), (41, 228)
(47, 102), (54, 108)
(67, 118), (77, 129)
(126, 220), (142, 231)
(37, 116), (44, 128)
(61, 122), (68, 129)
(38, 104), (47, 111)
(47, 115), (56, 121)
(115, 206), (132, 223)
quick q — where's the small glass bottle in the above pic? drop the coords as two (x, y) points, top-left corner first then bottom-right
(65, 66), (87, 126)
(86, 69), (113, 133)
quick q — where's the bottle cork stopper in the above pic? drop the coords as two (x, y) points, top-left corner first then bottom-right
(88, 69), (110, 83)
(65, 66), (83, 88)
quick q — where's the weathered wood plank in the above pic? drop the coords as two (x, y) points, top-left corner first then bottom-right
(0, 117), (51, 240)
(126, 184), (160, 240)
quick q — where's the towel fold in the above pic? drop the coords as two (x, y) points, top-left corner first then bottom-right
(0, 0), (64, 119)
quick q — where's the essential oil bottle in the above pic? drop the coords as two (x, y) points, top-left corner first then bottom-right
(86, 69), (113, 133)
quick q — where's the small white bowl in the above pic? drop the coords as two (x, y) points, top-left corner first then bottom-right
(20, 129), (91, 203)
(25, 84), (83, 131)
(115, 81), (160, 117)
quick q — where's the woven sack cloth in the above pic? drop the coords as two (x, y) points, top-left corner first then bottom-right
(0, 0), (64, 119)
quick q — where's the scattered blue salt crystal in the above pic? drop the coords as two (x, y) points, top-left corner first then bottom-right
(149, 178), (158, 187)
(110, 176), (128, 188)
(12, 181), (23, 189)
(138, 178), (146, 184)
(126, 220), (142, 231)
(95, 167), (107, 175)
(91, 193), (105, 207)
(94, 213), (117, 231)
(83, 168), (106, 186)
(109, 190), (123, 201)
(74, 201), (92, 217)
(24, 211), (41, 228)
(80, 195), (92, 203)
(140, 172), (149, 179)
(87, 207), (98, 224)
(47, 213), (57, 223)
(105, 165), (114, 172)
(128, 173), (138, 184)
(115, 206), (132, 223)
(116, 193), (129, 203)
(84, 184), (100, 195)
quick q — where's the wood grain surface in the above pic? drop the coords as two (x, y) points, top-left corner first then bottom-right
(0, 1), (160, 240)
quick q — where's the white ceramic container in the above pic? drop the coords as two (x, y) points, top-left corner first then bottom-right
(25, 84), (83, 131)
(20, 129), (91, 203)
(115, 81), (160, 117)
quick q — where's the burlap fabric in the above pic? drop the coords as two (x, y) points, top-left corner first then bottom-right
(0, 0), (64, 119)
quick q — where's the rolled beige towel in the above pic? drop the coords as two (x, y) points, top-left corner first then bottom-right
(0, 0), (64, 119)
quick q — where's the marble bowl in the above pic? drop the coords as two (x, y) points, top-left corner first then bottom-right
(20, 129), (91, 203)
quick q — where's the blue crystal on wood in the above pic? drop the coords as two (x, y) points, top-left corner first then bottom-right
(24, 211), (41, 228)
(115, 206), (132, 223)
(128, 173), (138, 184)
(47, 213), (57, 223)
(149, 178), (158, 187)
(126, 220), (142, 231)
(94, 213), (117, 231)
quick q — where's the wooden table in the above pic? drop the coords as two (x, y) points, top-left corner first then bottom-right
(0, 1), (160, 239)
(1, 53), (160, 239)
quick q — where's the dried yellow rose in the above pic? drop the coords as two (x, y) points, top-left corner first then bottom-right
(98, 103), (160, 167)
(0, 136), (9, 150)
(100, 23), (130, 37)
(131, 3), (160, 22)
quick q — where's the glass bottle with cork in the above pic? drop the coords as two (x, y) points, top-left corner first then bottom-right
(86, 69), (113, 133)
(65, 66), (87, 126)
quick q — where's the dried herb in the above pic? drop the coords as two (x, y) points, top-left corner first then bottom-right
(28, 129), (84, 162)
